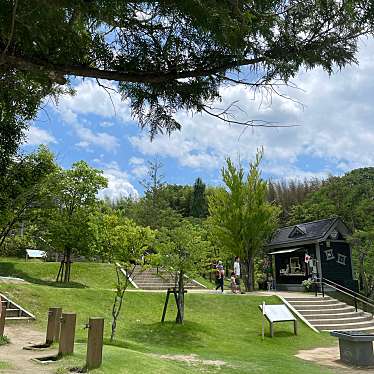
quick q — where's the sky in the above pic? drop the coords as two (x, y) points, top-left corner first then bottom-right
(24, 38), (374, 200)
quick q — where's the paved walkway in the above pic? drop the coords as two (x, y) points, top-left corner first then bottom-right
(127, 288), (304, 297)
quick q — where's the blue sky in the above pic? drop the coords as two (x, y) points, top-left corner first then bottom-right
(24, 39), (374, 199)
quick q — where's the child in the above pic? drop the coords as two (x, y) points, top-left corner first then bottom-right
(230, 272), (239, 294)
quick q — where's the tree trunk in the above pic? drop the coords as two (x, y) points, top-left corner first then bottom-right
(359, 252), (368, 296)
(56, 248), (72, 283)
(63, 248), (72, 283)
(110, 293), (123, 342)
(245, 257), (254, 292)
(176, 271), (184, 324)
(110, 265), (130, 341)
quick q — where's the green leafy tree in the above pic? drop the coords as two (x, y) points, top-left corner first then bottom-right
(190, 177), (207, 218)
(288, 168), (374, 230)
(44, 161), (107, 283)
(348, 230), (374, 298)
(209, 150), (280, 291)
(156, 220), (212, 323)
(0, 146), (56, 249)
(2, 1), (374, 159)
(0, 71), (68, 173)
(267, 178), (323, 224)
(89, 212), (155, 341)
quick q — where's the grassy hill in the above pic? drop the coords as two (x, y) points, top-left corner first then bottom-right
(0, 259), (335, 373)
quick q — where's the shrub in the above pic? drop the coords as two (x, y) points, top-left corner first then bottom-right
(302, 279), (314, 292)
(0, 336), (10, 346)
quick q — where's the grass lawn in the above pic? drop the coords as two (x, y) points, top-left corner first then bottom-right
(0, 259), (336, 373)
(0, 257), (117, 289)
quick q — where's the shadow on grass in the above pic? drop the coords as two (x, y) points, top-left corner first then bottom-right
(0, 261), (87, 289)
(108, 321), (209, 352)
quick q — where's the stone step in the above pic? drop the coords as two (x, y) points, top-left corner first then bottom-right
(285, 297), (332, 302)
(5, 308), (21, 317)
(309, 315), (373, 325)
(289, 299), (340, 306)
(303, 311), (365, 319)
(315, 320), (374, 331)
(300, 306), (356, 315)
(129, 267), (205, 290)
(6, 317), (33, 321)
(135, 279), (170, 284)
(324, 326), (374, 332)
(294, 302), (345, 311)
(0, 293), (35, 321)
(285, 294), (374, 333)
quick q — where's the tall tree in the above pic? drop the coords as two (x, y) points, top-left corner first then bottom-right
(348, 230), (374, 298)
(140, 160), (165, 207)
(190, 177), (207, 218)
(267, 178), (323, 223)
(288, 168), (374, 230)
(44, 161), (107, 283)
(0, 146), (56, 248)
(135, 160), (186, 229)
(89, 212), (155, 341)
(209, 150), (280, 291)
(2, 1), (374, 159)
(156, 220), (212, 323)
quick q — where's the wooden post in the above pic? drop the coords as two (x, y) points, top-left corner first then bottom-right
(58, 312), (76, 356)
(46, 308), (59, 345)
(54, 307), (62, 343)
(86, 317), (104, 370)
(0, 298), (6, 337)
(161, 289), (171, 322)
(173, 289), (181, 322)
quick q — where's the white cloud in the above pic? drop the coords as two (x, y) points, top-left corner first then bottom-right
(57, 79), (131, 124)
(128, 157), (148, 178)
(129, 38), (374, 179)
(129, 157), (145, 165)
(99, 121), (115, 128)
(98, 161), (139, 200)
(52, 79), (131, 153)
(26, 127), (57, 146)
(74, 126), (119, 152)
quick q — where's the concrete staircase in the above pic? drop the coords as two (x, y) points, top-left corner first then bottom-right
(284, 295), (374, 332)
(1, 293), (35, 321)
(130, 266), (206, 291)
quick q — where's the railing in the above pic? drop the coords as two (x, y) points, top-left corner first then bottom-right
(314, 277), (374, 314)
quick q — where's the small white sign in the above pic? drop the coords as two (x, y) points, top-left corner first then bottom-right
(26, 249), (46, 258)
(259, 304), (296, 322)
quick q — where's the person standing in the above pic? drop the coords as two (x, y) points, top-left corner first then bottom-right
(215, 261), (225, 293)
(234, 256), (242, 293)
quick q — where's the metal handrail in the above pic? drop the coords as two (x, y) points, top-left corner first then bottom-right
(314, 278), (374, 313)
(323, 277), (374, 305)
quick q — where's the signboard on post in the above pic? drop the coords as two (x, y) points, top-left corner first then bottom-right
(259, 303), (298, 337)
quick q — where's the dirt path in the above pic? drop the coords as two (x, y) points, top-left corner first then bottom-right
(296, 345), (374, 373)
(0, 324), (59, 373)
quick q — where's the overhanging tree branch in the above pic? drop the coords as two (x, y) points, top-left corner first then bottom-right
(1, 54), (266, 84)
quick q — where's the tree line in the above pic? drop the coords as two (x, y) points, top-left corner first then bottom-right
(2, 145), (374, 330)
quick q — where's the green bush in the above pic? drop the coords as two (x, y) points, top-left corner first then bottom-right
(0, 336), (10, 346)
(302, 279), (314, 292)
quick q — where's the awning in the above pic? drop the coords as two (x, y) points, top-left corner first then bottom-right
(268, 247), (302, 255)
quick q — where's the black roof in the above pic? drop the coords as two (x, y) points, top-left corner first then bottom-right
(267, 217), (339, 248)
